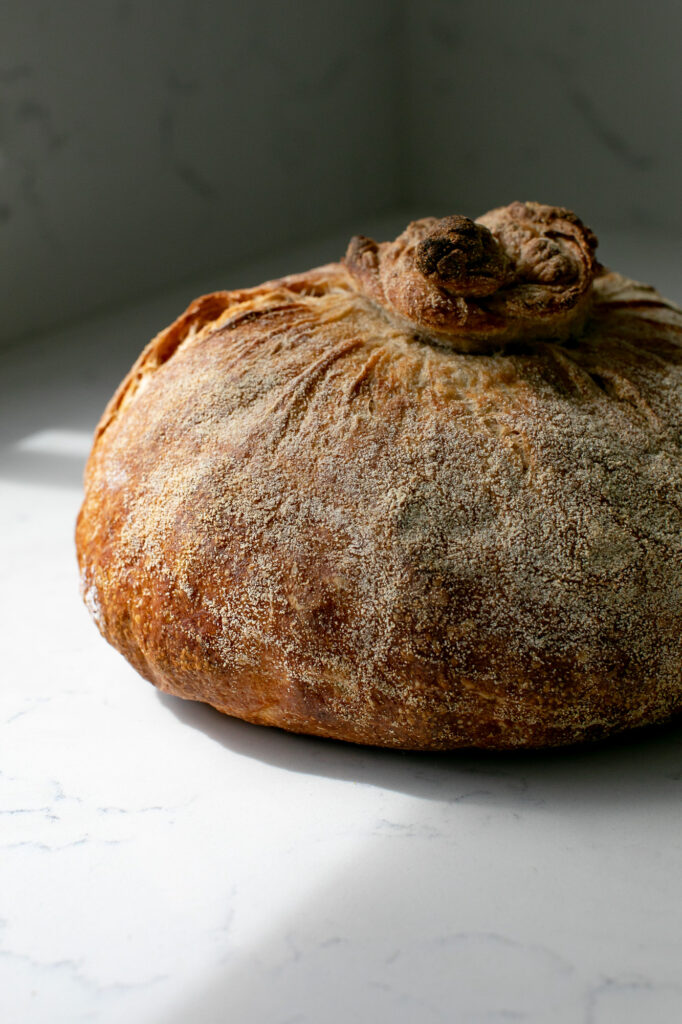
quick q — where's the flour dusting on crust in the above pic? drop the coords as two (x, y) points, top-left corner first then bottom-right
(75, 206), (682, 750)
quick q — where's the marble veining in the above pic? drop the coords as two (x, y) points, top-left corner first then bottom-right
(2, 231), (682, 1023)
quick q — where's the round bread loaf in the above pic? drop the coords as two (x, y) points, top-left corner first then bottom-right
(76, 202), (682, 749)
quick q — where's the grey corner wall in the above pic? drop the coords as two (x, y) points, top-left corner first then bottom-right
(406, 0), (682, 236)
(2, 1), (680, 348)
(0, 1), (405, 346)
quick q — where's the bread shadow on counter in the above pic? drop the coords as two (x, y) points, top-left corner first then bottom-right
(157, 691), (682, 809)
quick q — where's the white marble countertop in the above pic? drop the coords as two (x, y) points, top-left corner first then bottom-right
(2, 221), (682, 1024)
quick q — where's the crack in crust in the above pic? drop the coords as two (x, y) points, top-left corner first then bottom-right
(345, 201), (600, 352)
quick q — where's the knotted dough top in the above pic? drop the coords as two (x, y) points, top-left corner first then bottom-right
(345, 201), (600, 352)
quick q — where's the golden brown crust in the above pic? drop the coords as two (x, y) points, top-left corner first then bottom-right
(76, 205), (682, 750)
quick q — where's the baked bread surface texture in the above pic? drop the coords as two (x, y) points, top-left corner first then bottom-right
(76, 203), (682, 749)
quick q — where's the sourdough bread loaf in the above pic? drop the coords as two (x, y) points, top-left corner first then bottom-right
(76, 202), (682, 749)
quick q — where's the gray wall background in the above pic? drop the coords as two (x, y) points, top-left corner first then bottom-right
(1, 0), (680, 348)
(1, 1), (405, 345)
(405, 0), (682, 234)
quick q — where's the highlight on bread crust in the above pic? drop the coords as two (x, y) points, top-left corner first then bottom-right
(76, 202), (682, 750)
